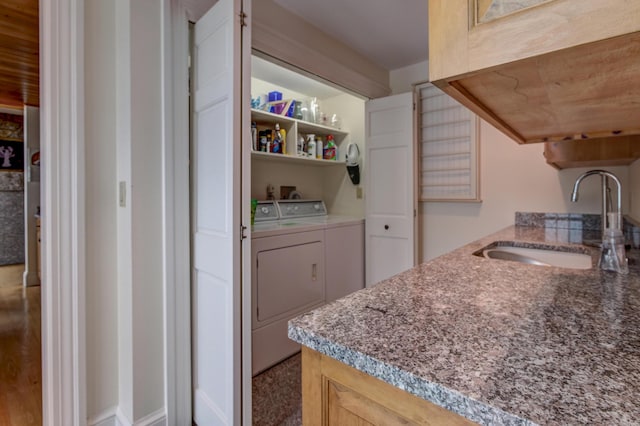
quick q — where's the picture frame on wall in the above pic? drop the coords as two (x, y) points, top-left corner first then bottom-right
(0, 140), (24, 171)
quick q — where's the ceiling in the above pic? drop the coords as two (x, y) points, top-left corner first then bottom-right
(187, 0), (429, 70)
(272, 0), (429, 70)
(0, 0), (428, 109)
(0, 0), (39, 108)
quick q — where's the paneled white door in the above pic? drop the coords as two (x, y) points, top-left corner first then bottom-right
(192, 0), (248, 423)
(365, 93), (416, 287)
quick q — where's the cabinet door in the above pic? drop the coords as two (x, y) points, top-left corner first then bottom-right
(302, 347), (476, 426)
(429, 0), (640, 146)
(256, 241), (325, 322)
(325, 224), (364, 302)
(327, 381), (406, 425)
(430, 0), (640, 82)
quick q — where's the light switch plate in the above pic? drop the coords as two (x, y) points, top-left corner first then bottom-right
(356, 187), (363, 199)
(119, 181), (126, 207)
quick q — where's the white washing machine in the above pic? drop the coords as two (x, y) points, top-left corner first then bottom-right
(251, 200), (364, 375)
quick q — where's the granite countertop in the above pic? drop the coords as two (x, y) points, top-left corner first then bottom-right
(288, 218), (640, 425)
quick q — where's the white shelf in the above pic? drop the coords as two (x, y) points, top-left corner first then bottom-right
(251, 108), (296, 124)
(297, 119), (347, 137)
(251, 151), (345, 167)
(251, 108), (347, 137)
(251, 107), (348, 165)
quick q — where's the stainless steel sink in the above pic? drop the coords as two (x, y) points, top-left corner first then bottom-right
(475, 243), (592, 270)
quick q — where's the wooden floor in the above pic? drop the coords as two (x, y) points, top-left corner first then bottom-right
(0, 285), (42, 425)
(0, 265), (24, 289)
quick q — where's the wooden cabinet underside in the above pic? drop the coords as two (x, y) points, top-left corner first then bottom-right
(436, 31), (640, 146)
(429, 0), (640, 155)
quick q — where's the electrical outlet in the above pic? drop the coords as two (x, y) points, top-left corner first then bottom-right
(356, 187), (363, 199)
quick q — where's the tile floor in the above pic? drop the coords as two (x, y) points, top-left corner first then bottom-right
(252, 352), (302, 426)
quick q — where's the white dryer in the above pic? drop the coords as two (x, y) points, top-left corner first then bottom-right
(251, 200), (364, 375)
(251, 200), (327, 375)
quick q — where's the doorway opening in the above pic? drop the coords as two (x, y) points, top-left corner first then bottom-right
(0, 107), (42, 425)
(248, 54), (366, 422)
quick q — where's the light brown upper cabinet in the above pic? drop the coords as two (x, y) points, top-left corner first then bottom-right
(428, 0), (640, 149)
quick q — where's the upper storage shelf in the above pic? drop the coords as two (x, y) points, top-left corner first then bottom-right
(251, 109), (348, 166)
(428, 0), (640, 147)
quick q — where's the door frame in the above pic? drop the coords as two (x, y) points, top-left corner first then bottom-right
(163, 1), (193, 424)
(40, 0), (87, 424)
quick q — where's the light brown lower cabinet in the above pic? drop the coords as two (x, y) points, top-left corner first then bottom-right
(301, 347), (476, 425)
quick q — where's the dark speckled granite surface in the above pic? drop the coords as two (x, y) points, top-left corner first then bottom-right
(288, 224), (640, 425)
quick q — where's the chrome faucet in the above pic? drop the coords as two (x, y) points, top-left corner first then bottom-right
(571, 170), (623, 239)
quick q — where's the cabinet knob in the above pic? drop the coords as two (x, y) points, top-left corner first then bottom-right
(384, 225), (389, 230)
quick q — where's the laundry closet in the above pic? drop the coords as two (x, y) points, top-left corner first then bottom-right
(249, 54), (366, 374)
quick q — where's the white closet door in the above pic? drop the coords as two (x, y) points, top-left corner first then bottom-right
(192, 0), (246, 423)
(365, 93), (416, 287)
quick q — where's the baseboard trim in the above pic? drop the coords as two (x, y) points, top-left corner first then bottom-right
(88, 407), (167, 426)
(87, 406), (119, 426)
(115, 408), (130, 426)
(23, 270), (40, 286)
(134, 408), (167, 426)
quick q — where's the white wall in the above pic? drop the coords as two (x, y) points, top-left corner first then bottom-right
(390, 60), (634, 262)
(390, 60), (429, 94)
(129, 0), (165, 419)
(322, 93), (365, 217)
(85, 0), (166, 423)
(422, 120), (630, 260)
(85, 0), (119, 419)
(631, 158), (640, 222)
(251, 77), (309, 106)
(251, 159), (326, 201)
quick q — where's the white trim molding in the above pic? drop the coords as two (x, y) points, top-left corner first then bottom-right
(133, 409), (167, 426)
(23, 105), (41, 288)
(87, 406), (120, 426)
(118, 407), (166, 426)
(162, 0), (192, 424)
(40, 0), (87, 425)
(88, 407), (167, 426)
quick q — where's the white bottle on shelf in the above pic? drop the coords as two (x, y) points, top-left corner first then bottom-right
(307, 134), (316, 158)
(316, 136), (323, 159)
